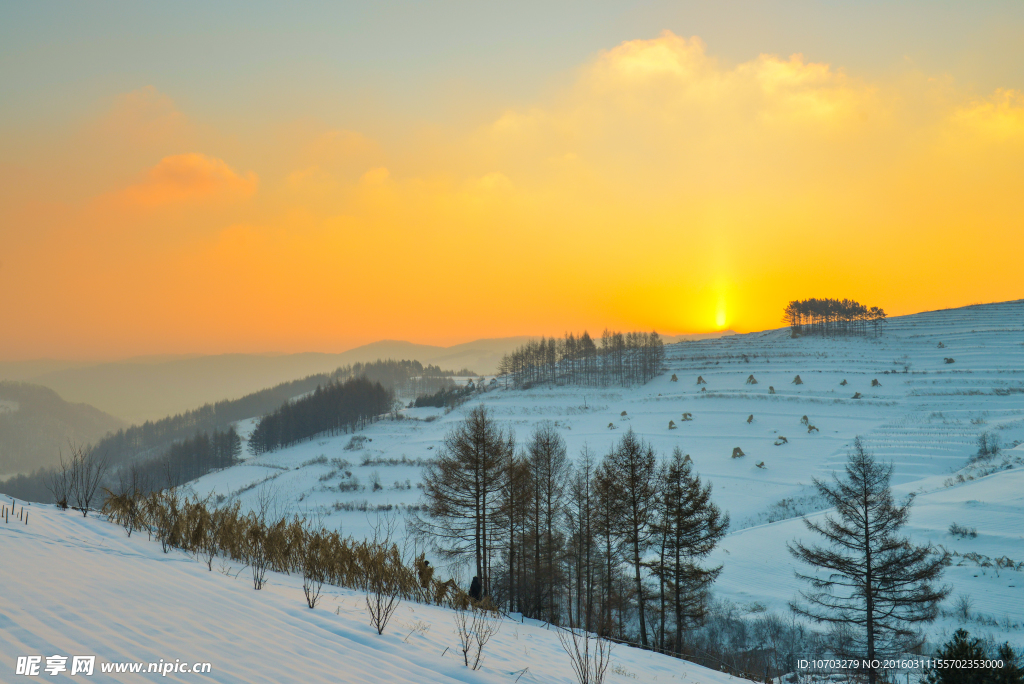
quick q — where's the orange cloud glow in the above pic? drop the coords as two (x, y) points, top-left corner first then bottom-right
(107, 153), (258, 208)
(2, 32), (1022, 360)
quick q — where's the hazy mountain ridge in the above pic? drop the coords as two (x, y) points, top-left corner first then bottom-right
(0, 381), (125, 477)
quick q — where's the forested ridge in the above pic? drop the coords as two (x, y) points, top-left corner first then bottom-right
(783, 298), (887, 337)
(498, 330), (665, 388)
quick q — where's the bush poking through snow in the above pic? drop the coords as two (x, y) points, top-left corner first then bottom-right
(774, 436), (788, 446)
(755, 461), (766, 469)
(670, 374), (678, 382)
(871, 378), (881, 387)
(840, 379), (848, 386)
(948, 522), (978, 539)
(746, 414), (754, 424)
(557, 622), (613, 684)
(800, 415), (809, 426)
(745, 374), (758, 385)
(620, 410), (627, 417)
(792, 375), (803, 385)
(696, 376), (706, 385)
(807, 425), (819, 433)
(453, 604), (501, 670)
(668, 420), (676, 429)
(768, 386), (775, 394)
(681, 412), (693, 421)
(732, 447), (745, 458)
(301, 525), (328, 609)
(975, 432), (1001, 460)
(852, 392), (863, 399)
(944, 357), (956, 364)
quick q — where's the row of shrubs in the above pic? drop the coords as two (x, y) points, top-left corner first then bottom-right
(100, 488), (474, 618)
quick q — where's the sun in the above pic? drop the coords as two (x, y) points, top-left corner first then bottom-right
(715, 299), (727, 329)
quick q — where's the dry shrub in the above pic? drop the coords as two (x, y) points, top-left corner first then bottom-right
(558, 616), (613, 684)
(454, 603), (501, 670)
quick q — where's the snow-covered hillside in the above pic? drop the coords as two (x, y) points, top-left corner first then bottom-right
(1, 504), (743, 684)
(186, 299), (1024, 650)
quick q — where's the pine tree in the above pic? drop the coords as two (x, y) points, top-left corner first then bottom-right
(788, 438), (950, 684)
(650, 447), (729, 650)
(924, 629), (1024, 684)
(602, 428), (658, 648)
(413, 405), (514, 598)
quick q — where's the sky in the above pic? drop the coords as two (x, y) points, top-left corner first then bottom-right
(2, 1), (1023, 361)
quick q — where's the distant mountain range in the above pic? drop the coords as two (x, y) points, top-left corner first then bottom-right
(0, 332), (735, 424)
(0, 381), (125, 478)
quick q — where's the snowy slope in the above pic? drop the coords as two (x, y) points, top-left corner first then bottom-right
(1, 504), (743, 684)
(179, 300), (1024, 646)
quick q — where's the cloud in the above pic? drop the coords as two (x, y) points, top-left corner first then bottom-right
(94, 86), (192, 148)
(110, 153), (258, 208)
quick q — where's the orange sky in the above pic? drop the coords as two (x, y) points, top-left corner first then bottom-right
(2, 27), (1023, 360)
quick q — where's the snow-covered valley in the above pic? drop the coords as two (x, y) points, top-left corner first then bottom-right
(4, 299), (1024, 681)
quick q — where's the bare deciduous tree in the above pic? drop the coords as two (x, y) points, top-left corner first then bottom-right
(66, 442), (108, 516)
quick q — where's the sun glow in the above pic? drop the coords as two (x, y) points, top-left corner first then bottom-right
(715, 299), (727, 329)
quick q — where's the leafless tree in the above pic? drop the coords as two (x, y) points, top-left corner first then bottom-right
(365, 511), (403, 634)
(46, 449), (73, 510)
(68, 442), (108, 516)
(557, 615), (613, 684)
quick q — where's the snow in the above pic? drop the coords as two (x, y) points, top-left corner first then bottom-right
(1, 505), (742, 683)
(6, 299), (1024, 680)
(187, 300), (1024, 648)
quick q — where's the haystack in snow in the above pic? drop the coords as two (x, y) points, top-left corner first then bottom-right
(670, 374), (678, 382)
(768, 386), (775, 394)
(792, 375), (803, 385)
(871, 378), (881, 387)
(696, 376), (706, 385)
(747, 414), (754, 424)
(731, 447), (745, 458)
(852, 392), (862, 399)
(668, 420), (676, 429)
(681, 412), (693, 421)
(746, 374), (758, 385)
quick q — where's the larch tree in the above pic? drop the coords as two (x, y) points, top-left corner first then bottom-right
(603, 428), (658, 648)
(788, 438), (950, 684)
(650, 447), (729, 651)
(414, 405), (514, 598)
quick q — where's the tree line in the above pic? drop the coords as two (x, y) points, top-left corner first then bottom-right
(2, 358), (460, 503)
(783, 298), (887, 338)
(498, 331), (666, 389)
(342, 359), (474, 399)
(411, 408), (1021, 682)
(248, 377), (393, 455)
(412, 406), (727, 656)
